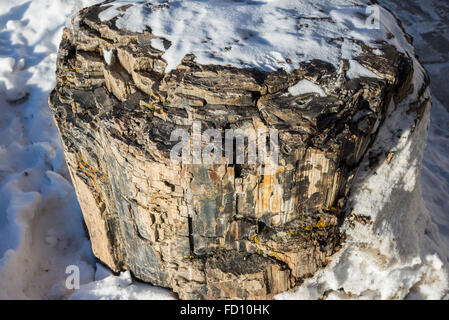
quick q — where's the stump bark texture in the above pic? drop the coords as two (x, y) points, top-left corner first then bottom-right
(49, 1), (421, 299)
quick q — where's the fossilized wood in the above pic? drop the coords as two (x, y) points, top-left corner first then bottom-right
(49, 2), (421, 299)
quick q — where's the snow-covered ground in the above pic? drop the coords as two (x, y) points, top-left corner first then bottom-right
(0, 0), (448, 299)
(383, 0), (449, 297)
(380, 0), (449, 271)
(0, 0), (175, 300)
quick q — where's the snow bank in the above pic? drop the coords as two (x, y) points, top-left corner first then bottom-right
(278, 87), (449, 299)
(378, 0), (449, 278)
(277, 9), (449, 299)
(422, 98), (449, 256)
(68, 264), (176, 300)
(0, 0), (105, 300)
(0, 0), (173, 300)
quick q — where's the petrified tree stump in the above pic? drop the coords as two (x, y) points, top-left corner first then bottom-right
(49, 1), (417, 299)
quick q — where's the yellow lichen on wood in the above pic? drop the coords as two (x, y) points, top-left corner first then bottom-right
(268, 252), (283, 262)
(69, 66), (80, 74)
(77, 156), (98, 182)
(248, 234), (260, 244)
(323, 206), (339, 213)
(305, 218), (326, 231)
(140, 101), (156, 110)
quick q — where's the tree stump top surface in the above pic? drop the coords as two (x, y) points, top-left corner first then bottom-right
(91, 0), (405, 74)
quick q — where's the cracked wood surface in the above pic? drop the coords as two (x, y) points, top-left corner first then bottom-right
(48, 1), (424, 299)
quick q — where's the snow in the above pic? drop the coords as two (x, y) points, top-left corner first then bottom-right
(68, 264), (176, 300)
(102, 48), (113, 66)
(287, 79), (325, 97)
(347, 59), (382, 79)
(98, 0), (396, 74)
(0, 0), (172, 300)
(0, 57), (15, 73)
(276, 1), (449, 299)
(422, 98), (449, 251)
(150, 38), (165, 52)
(0, 0), (448, 300)
(278, 87), (449, 299)
(0, 55), (28, 102)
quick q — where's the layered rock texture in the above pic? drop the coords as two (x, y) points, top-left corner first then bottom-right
(49, 1), (427, 299)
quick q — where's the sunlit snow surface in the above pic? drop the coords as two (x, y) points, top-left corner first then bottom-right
(0, 0), (448, 299)
(0, 0), (168, 300)
(98, 0), (398, 74)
